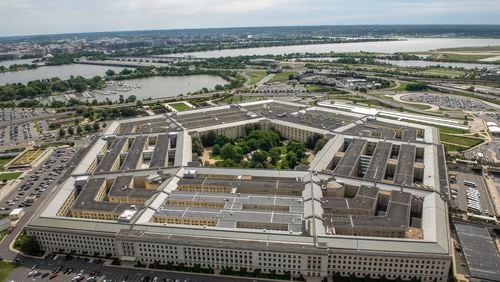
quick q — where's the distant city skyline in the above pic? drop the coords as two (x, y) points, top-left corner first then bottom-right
(1, 0), (500, 37)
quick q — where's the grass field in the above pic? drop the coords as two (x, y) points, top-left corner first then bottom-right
(246, 71), (268, 85)
(0, 171), (22, 182)
(269, 71), (297, 82)
(431, 53), (492, 62)
(169, 102), (192, 111)
(421, 68), (466, 78)
(0, 261), (19, 281)
(0, 157), (13, 170)
(440, 134), (483, 151)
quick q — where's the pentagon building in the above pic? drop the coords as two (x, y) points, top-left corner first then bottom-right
(26, 100), (451, 281)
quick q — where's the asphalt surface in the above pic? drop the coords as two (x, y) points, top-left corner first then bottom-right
(0, 147), (78, 261)
(7, 255), (272, 282)
(450, 171), (495, 216)
(0, 143), (276, 282)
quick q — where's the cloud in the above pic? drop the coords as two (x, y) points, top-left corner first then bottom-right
(0, 0), (499, 36)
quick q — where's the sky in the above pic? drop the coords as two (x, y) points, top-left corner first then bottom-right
(1, 0), (500, 37)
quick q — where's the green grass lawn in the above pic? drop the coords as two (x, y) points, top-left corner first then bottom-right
(0, 261), (20, 281)
(246, 71), (268, 85)
(0, 171), (22, 182)
(0, 158), (13, 170)
(169, 102), (191, 111)
(269, 71), (297, 82)
(440, 134), (483, 149)
(420, 68), (465, 78)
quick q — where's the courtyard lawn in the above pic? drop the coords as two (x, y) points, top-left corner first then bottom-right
(169, 102), (192, 112)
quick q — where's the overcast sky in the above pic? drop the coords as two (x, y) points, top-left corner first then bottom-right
(1, 0), (500, 37)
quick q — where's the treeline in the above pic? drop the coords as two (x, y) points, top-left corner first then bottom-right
(405, 82), (429, 91)
(0, 63), (38, 73)
(0, 75), (105, 101)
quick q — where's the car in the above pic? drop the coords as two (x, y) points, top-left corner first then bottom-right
(42, 272), (50, 278)
(15, 258), (23, 263)
(49, 272), (59, 279)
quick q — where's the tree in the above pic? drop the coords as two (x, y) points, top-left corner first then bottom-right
(93, 122), (100, 131)
(76, 125), (83, 135)
(212, 144), (221, 155)
(105, 69), (115, 76)
(252, 150), (269, 164)
(136, 100), (143, 107)
(126, 95), (137, 103)
(405, 82), (428, 91)
(306, 133), (322, 149)
(191, 137), (204, 157)
(214, 135), (230, 147)
(287, 141), (305, 158)
(58, 127), (66, 137)
(14, 233), (43, 256)
(221, 144), (242, 162)
(286, 152), (298, 168)
(314, 138), (329, 153)
(84, 123), (92, 132)
(269, 147), (282, 164)
(119, 95), (125, 104)
(67, 126), (74, 135)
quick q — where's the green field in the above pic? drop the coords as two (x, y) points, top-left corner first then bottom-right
(0, 171), (22, 181)
(0, 157), (13, 170)
(169, 102), (191, 111)
(246, 71), (268, 85)
(269, 71), (297, 82)
(0, 262), (19, 281)
(440, 134), (483, 151)
(421, 68), (466, 78)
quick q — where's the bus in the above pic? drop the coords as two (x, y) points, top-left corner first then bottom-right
(464, 180), (477, 187)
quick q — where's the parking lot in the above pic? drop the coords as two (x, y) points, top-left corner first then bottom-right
(401, 93), (494, 111)
(7, 255), (267, 282)
(0, 109), (57, 149)
(0, 148), (76, 217)
(449, 171), (495, 216)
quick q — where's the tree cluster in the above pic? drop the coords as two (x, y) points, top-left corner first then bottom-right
(0, 75), (105, 102)
(202, 128), (311, 169)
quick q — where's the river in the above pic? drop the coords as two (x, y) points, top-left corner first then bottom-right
(43, 75), (228, 103)
(0, 64), (124, 85)
(175, 38), (500, 58)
